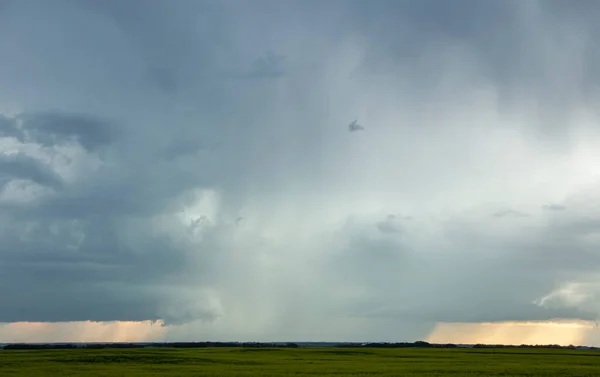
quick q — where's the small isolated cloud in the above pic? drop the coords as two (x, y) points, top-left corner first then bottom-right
(348, 120), (365, 132)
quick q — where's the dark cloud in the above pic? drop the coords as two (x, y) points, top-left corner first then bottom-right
(348, 120), (364, 132)
(0, 152), (63, 190)
(0, 115), (25, 141)
(0, 111), (117, 151)
(0, 109), (221, 323)
(16, 111), (118, 151)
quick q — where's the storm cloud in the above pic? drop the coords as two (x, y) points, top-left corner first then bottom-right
(2, 0), (600, 343)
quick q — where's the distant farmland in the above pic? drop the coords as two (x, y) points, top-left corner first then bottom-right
(2, 346), (600, 376)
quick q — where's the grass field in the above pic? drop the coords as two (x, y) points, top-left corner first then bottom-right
(1, 347), (600, 376)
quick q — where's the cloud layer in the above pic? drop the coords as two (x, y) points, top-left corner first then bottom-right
(2, 0), (600, 343)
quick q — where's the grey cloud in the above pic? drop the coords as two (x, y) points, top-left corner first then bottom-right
(0, 111), (117, 151)
(0, 208), (222, 323)
(347, 0), (599, 135)
(328, 205), (600, 325)
(348, 120), (364, 132)
(0, 112), (221, 323)
(16, 111), (118, 151)
(0, 115), (25, 141)
(0, 152), (63, 190)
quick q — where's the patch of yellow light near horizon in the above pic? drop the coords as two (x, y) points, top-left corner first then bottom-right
(427, 320), (593, 346)
(0, 321), (166, 343)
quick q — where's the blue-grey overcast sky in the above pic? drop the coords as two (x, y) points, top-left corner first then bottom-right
(2, 0), (600, 344)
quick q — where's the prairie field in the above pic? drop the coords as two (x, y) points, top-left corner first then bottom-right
(1, 347), (599, 376)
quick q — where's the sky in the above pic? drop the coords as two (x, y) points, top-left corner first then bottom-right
(2, 0), (600, 346)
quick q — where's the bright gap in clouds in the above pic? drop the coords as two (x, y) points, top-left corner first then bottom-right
(3, 320), (600, 347)
(427, 321), (596, 347)
(0, 322), (166, 343)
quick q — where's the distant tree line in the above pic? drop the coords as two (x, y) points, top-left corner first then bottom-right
(337, 341), (595, 350)
(0, 341), (596, 351)
(336, 341), (457, 348)
(0, 342), (300, 350)
(471, 343), (582, 349)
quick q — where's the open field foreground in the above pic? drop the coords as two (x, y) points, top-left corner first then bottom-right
(2, 347), (600, 376)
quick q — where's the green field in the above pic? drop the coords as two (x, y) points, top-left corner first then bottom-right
(1, 347), (600, 376)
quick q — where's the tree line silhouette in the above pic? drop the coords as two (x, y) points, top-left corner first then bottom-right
(1, 341), (596, 350)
